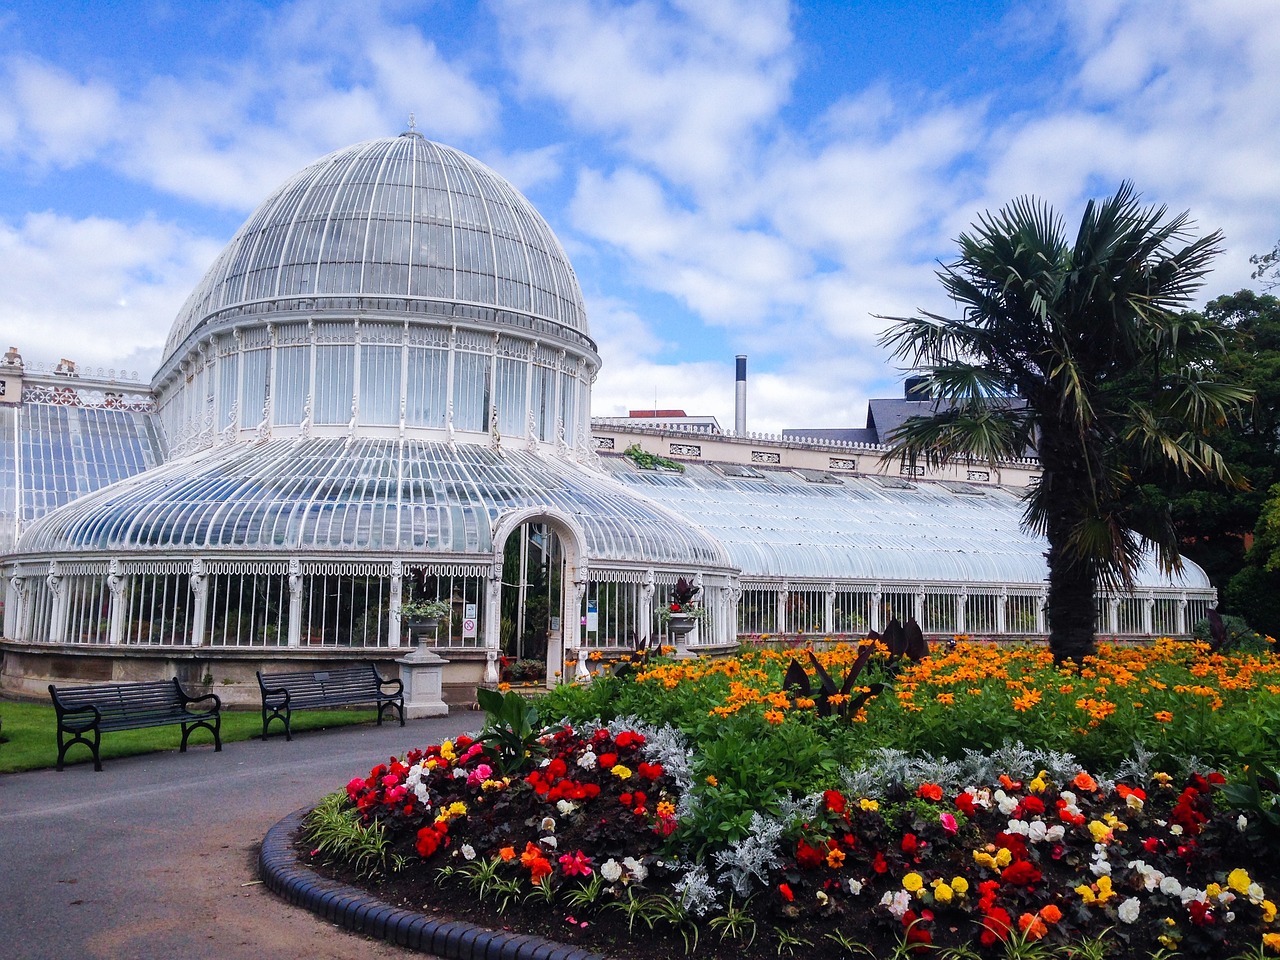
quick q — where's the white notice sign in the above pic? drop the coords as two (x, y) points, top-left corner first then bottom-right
(462, 603), (477, 639)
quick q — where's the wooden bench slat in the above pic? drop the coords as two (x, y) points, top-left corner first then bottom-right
(257, 664), (404, 741)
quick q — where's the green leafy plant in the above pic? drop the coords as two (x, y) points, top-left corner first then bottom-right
(775, 928), (812, 956)
(782, 645), (886, 720)
(301, 792), (404, 880)
(562, 873), (606, 912)
(475, 686), (546, 775)
(707, 892), (756, 946)
(622, 442), (684, 473)
(401, 598), (451, 620)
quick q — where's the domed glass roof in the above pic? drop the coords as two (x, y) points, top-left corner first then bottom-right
(163, 134), (588, 363)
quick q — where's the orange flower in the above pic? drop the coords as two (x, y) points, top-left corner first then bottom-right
(499, 846), (516, 862)
(1039, 904), (1062, 924)
(916, 783), (943, 802)
(1154, 710), (1174, 723)
(1018, 913), (1048, 940)
(764, 709), (785, 725)
(826, 847), (846, 868)
(1072, 772), (1098, 793)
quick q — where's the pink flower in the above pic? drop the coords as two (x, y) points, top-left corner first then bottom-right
(466, 763), (494, 787)
(940, 813), (958, 834)
(559, 850), (593, 877)
(380, 774), (399, 788)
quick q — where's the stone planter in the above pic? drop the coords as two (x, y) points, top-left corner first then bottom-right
(666, 612), (698, 659)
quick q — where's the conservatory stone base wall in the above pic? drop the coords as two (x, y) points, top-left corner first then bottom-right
(0, 641), (487, 710)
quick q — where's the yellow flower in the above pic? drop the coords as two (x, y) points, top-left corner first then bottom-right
(902, 873), (924, 893)
(973, 851), (998, 871)
(1228, 868), (1253, 895)
(611, 764), (633, 780)
(1028, 771), (1048, 793)
(1264, 900), (1277, 924)
(995, 847), (1012, 868)
(859, 798), (879, 812)
(932, 881), (953, 904)
(951, 877), (969, 895)
(1264, 932), (1280, 953)
(1088, 820), (1113, 844)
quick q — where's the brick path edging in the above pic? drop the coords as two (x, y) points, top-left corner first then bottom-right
(260, 807), (609, 960)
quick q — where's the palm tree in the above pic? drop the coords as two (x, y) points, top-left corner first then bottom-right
(878, 183), (1250, 663)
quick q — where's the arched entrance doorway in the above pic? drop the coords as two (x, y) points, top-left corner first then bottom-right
(487, 509), (589, 690)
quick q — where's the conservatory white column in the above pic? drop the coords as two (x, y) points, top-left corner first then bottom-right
(871, 585), (882, 633)
(997, 588), (1008, 635)
(914, 587), (925, 626)
(1143, 595), (1155, 636)
(5, 574), (25, 640)
(824, 584), (836, 635)
(638, 569), (655, 644)
(957, 588), (968, 634)
(1037, 589), (1049, 635)
(47, 561), (65, 644)
(189, 559), (208, 646)
(776, 585), (788, 635)
(1107, 597), (1120, 635)
(388, 559), (403, 649)
(107, 561), (125, 645)
(485, 563), (502, 683)
(286, 558), (302, 648)
(1177, 593), (1188, 636)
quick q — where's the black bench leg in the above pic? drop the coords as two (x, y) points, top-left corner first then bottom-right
(56, 727), (103, 772)
(181, 718), (223, 753)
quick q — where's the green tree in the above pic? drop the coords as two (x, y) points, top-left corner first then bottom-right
(1134, 291), (1280, 595)
(878, 183), (1250, 663)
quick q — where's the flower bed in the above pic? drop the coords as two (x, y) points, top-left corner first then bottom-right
(304, 640), (1280, 959)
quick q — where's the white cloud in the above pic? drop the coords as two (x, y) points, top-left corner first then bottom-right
(0, 213), (219, 375)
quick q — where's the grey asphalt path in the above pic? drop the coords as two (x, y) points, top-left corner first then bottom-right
(0, 714), (477, 960)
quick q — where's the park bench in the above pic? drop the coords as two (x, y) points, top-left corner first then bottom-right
(256, 664), (404, 741)
(49, 678), (222, 772)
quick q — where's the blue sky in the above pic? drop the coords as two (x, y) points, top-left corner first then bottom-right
(1, 0), (1277, 433)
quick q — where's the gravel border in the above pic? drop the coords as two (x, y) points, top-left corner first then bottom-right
(259, 807), (610, 960)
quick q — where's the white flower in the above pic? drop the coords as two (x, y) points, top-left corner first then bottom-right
(1169, 823), (1184, 836)
(847, 879), (864, 896)
(577, 752), (597, 770)
(556, 799), (577, 816)
(1090, 860), (1112, 877)
(1238, 814), (1249, 832)
(623, 857), (647, 882)
(1044, 825), (1065, 843)
(1226, 911), (1236, 923)
(880, 890), (912, 919)
(541, 816), (556, 833)
(1181, 887), (1207, 905)
(1248, 882), (1265, 904)
(461, 844), (476, 861)
(542, 836), (558, 849)
(1125, 794), (1144, 812)
(1160, 876), (1183, 897)
(451, 767), (467, 779)
(1005, 819), (1029, 835)
(600, 859), (623, 882)
(1059, 790), (1077, 805)
(1027, 821), (1047, 843)
(1117, 897), (1141, 924)
(995, 791), (1019, 816)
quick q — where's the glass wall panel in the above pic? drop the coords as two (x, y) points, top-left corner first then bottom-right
(274, 345), (310, 426)
(1187, 598), (1210, 635)
(558, 372), (578, 446)
(922, 593), (958, 634)
(833, 590), (873, 634)
(881, 590), (917, 626)
(582, 581), (640, 648)
(217, 352), (239, 427)
(65, 575), (111, 644)
(301, 575), (389, 647)
(407, 573), (484, 649)
(1006, 594), (1040, 634)
(531, 365), (554, 441)
(1117, 598), (1145, 635)
(966, 593), (1001, 635)
(22, 577), (55, 641)
(786, 588), (825, 634)
(737, 588), (777, 635)
(204, 573), (288, 646)
(406, 347), (448, 428)
(315, 345), (354, 425)
(240, 350), (270, 426)
(360, 345), (402, 426)
(452, 352), (489, 433)
(1153, 598), (1179, 636)
(123, 574), (193, 645)
(494, 357), (527, 437)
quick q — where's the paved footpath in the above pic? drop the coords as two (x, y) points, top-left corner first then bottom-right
(0, 714), (475, 960)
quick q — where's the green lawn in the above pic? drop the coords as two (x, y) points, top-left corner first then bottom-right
(0, 699), (378, 773)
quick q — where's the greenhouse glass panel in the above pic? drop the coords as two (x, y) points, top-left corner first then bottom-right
(360, 345), (402, 426)
(409, 572), (483, 649)
(240, 350), (269, 426)
(494, 357), (527, 437)
(217, 352), (239, 427)
(531, 364), (554, 441)
(314, 345), (354, 424)
(406, 347), (447, 427)
(123, 574), (193, 645)
(923, 593), (958, 634)
(787, 588), (825, 634)
(833, 590), (873, 634)
(204, 573), (288, 647)
(583, 580), (640, 648)
(558, 371), (578, 445)
(452, 351), (489, 433)
(1117, 598), (1145, 635)
(64, 575), (110, 644)
(1006, 594), (1040, 634)
(23, 577), (54, 642)
(881, 590), (917, 626)
(738, 588), (777, 635)
(301, 574), (389, 647)
(1187, 598), (1210, 634)
(274, 345), (309, 425)
(966, 593), (1001, 635)
(1154, 598), (1179, 636)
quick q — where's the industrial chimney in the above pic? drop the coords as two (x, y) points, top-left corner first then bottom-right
(735, 355), (747, 435)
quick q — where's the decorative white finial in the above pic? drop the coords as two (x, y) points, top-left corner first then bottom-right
(408, 113), (416, 132)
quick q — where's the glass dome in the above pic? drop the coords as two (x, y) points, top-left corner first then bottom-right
(162, 133), (590, 366)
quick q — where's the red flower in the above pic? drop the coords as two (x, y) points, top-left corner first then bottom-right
(779, 883), (794, 902)
(980, 907), (1013, 946)
(872, 852), (888, 874)
(638, 762), (664, 781)
(901, 833), (918, 855)
(615, 730), (645, 749)
(824, 789), (847, 814)
(796, 838), (824, 870)
(597, 752), (619, 769)
(955, 792), (977, 816)
(1017, 796), (1045, 816)
(1000, 860), (1041, 886)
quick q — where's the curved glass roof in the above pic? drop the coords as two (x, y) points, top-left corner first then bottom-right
(163, 134), (589, 363)
(598, 459), (1211, 590)
(17, 439), (731, 571)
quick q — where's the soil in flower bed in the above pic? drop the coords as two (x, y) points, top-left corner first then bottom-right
(293, 718), (1280, 960)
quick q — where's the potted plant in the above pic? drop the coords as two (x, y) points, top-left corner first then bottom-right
(657, 577), (704, 642)
(401, 598), (452, 640)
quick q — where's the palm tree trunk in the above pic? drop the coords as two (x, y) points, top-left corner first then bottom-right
(1045, 546), (1096, 664)
(1039, 424), (1099, 665)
